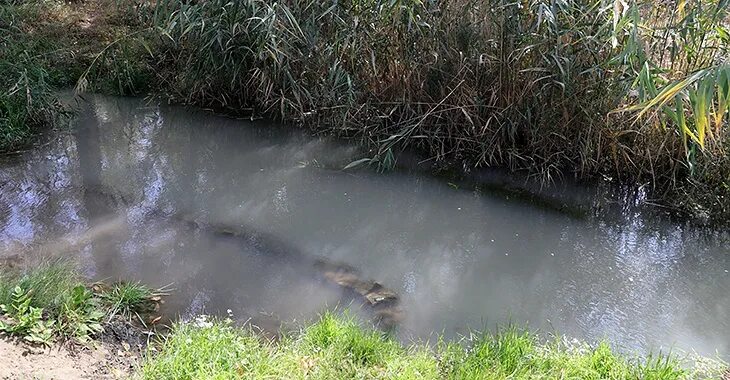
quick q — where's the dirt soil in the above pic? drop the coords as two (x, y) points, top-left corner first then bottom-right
(0, 319), (149, 380)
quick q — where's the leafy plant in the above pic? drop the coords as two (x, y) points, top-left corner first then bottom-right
(0, 259), (79, 314)
(617, 1), (730, 160)
(0, 286), (54, 345)
(58, 285), (104, 343)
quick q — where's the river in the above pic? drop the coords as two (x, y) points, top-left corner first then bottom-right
(1, 95), (728, 358)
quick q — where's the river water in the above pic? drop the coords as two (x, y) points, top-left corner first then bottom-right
(1, 95), (728, 358)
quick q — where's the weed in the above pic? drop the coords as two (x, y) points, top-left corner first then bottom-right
(98, 281), (158, 321)
(0, 259), (79, 314)
(0, 2), (67, 152)
(0, 286), (55, 345)
(58, 285), (105, 343)
(0, 260), (160, 344)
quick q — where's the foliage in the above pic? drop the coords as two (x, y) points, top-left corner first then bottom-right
(58, 285), (105, 343)
(2, 0), (730, 219)
(98, 281), (157, 321)
(0, 260), (159, 344)
(105, 0), (727, 219)
(143, 0), (623, 177)
(0, 259), (79, 314)
(0, 1), (66, 152)
(140, 312), (727, 379)
(0, 286), (55, 345)
(617, 1), (730, 165)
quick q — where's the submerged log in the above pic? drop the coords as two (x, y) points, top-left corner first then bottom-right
(167, 213), (405, 329)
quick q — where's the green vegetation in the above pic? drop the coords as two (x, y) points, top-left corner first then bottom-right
(0, 259), (81, 314)
(0, 285), (56, 344)
(1, 0), (729, 219)
(98, 281), (160, 321)
(136, 0), (729, 192)
(0, 2), (65, 151)
(0, 259), (157, 344)
(140, 312), (727, 380)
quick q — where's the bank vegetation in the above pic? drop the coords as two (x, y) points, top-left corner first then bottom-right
(1, 0), (729, 220)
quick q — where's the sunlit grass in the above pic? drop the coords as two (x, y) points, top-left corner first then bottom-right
(0, 259), (159, 343)
(0, 259), (79, 314)
(140, 312), (728, 379)
(98, 281), (156, 320)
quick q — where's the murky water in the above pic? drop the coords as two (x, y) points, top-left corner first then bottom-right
(1, 95), (729, 358)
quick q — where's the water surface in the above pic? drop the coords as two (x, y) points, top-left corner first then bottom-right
(1, 95), (728, 358)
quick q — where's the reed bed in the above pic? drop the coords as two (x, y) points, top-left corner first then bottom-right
(3, 0), (729, 220)
(0, 2), (65, 151)
(116, 0), (727, 219)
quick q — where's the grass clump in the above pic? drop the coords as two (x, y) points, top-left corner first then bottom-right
(0, 259), (98, 344)
(0, 259), (160, 344)
(140, 313), (728, 379)
(98, 281), (158, 321)
(0, 259), (80, 314)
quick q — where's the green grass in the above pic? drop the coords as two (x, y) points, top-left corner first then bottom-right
(0, 259), (80, 314)
(0, 259), (159, 344)
(99, 281), (157, 320)
(140, 313), (728, 380)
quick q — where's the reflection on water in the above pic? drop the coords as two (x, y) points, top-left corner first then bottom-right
(0, 95), (728, 358)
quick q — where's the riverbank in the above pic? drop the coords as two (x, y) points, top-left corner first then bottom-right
(0, 257), (161, 378)
(0, 336), (139, 379)
(141, 314), (730, 380)
(2, 0), (729, 224)
(1, 259), (728, 379)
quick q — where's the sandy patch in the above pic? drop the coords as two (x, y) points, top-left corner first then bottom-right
(0, 331), (142, 380)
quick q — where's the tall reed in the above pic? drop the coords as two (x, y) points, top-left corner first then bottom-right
(76, 0), (730, 219)
(0, 3), (64, 151)
(141, 0), (626, 177)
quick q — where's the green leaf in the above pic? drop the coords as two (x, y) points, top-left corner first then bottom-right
(343, 158), (372, 170)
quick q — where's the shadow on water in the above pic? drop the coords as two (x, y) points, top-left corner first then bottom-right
(0, 95), (728, 359)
